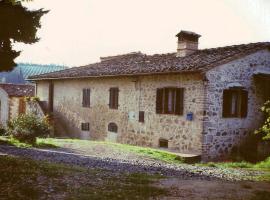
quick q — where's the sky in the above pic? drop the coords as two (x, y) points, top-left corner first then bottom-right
(15, 0), (270, 67)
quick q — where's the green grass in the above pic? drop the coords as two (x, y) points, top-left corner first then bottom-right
(0, 136), (58, 148)
(197, 157), (270, 181)
(0, 136), (183, 164)
(198, 158), (270, 170)
(0, 155), (167, 199)
(37, 137), (184, 164)
(104, 142), (184, 163)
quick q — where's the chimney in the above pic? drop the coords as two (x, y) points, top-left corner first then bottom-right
(176, 30), (201, 57)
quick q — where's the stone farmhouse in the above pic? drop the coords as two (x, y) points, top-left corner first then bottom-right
(29, 31), (270, 160)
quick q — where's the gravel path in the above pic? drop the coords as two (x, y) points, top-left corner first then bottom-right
(0, 145), (264, 181)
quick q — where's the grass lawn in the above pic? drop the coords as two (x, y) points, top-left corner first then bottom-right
(0, 155), (167, 199)
(0, 136), (184, 164)
(196, 159), (270, 181)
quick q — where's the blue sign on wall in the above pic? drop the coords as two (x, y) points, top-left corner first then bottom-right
(186, 112), (193, 121)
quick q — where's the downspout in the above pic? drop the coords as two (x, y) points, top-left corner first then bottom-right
(201, 73), (209, 161)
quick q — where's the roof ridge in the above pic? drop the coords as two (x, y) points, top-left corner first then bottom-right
(28, 41), (270, 80)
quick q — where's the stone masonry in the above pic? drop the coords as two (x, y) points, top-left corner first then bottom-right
(36, 73), (205, 155)
(35, 50), (270, 160)
(202, 50), (270, 160)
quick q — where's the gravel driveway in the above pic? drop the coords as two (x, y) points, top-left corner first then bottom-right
(0, 145), (265, 181)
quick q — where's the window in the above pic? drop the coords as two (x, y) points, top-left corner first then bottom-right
(81, 123), (90, 131)
(108, 122), (118, 133)
(222, 89), (248, 118)
(82, 88), (91, 107)
(109, 88), (119, 109)
(159, 138), (168, 148)
(139, 111), (144, 123)
(156, 88), (184, 115)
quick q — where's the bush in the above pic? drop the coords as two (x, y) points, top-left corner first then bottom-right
(7, 114), (51, 144)
(31, 96), (40, 102)
(0, 124), (6, 136)
(255, 100), (270, 140)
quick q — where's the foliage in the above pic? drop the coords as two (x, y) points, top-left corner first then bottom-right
(198, 156), (270, 170)
(0, 136), (58, 148)
(0, 0), (48, 71)
(255, 157), (270, 169)
(24, 96), (31, 102)
(7, 114), (50, 144)
(0, 124), (6, 136)
(255, 100), (270, 140)
(31, 96), (40, 102)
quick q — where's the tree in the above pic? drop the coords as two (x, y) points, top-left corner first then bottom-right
(0, 0), (48, 71)
(255, 100), (270, 140)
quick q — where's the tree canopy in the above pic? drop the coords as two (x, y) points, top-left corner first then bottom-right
(0, 0), (48, 71)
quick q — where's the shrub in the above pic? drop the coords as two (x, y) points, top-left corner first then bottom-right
(24, 96), (31, 102)
(0, 124), (6, 136)
(255, 100), (270, 140)
(31, 96), (40, 102)
(7, 114), (51, 144)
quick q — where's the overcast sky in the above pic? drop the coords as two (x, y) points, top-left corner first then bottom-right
(15, 0), (270, 67)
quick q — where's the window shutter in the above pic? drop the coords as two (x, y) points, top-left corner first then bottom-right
(87, 89), (91, 107)
(164, 88), (169, 113)
(115, 88), (119, 109)
(82, 89), (90, 107)
(156, 89), (163, 114)
(82, 89), (86, 107)
(139, 111), (144, 123)
(240, 90), (248, 118)
(222, 90), (231, 117)
(175, 88), (184, 115)
(109, 88), (119, 109)
(109, 88), (113, 108)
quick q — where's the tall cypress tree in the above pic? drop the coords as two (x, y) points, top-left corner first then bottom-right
(0, 0), (48, 71)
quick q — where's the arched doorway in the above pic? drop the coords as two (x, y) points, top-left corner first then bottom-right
(106, 122), (118, 142)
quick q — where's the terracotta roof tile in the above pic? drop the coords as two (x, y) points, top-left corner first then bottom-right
(0, 83), (35, 97)
(29, 42), (270, 80)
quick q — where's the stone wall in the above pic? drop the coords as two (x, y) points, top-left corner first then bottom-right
(202, 50), (270, 160)
(0, 88), (9, 126)
(36, 73), (205, 155)
(9, 97), (21, 121)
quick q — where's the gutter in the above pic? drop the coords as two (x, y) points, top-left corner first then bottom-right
(27, 70), (202, 81)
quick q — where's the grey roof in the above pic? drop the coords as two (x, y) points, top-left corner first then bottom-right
(29, 42), (270, 80)
(0, 63), (67, 84)
(0, 83), (35, 97)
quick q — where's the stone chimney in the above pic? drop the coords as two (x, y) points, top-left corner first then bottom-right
(176, 30), (201, 57)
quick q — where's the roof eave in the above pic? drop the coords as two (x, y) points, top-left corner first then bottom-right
(27, 70), (202, 81)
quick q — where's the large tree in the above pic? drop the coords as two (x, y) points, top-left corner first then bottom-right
(0, 0), (48, 71)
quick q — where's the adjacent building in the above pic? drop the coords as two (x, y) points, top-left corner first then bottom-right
(0, 83), (35, 126)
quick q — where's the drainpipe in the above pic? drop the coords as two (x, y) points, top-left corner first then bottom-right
(201, 73), (209, 162)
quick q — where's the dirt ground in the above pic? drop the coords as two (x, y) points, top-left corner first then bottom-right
(156, 179), (270, 200)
